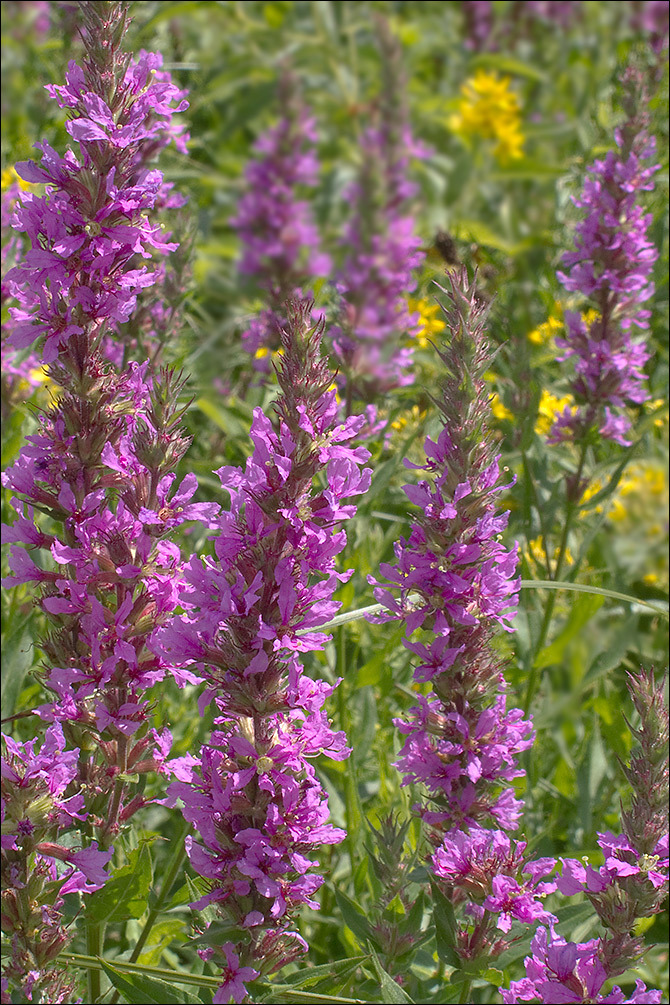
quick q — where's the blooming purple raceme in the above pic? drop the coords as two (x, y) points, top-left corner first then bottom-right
(152, 301), (371, 1000)
(500, 669), (667, 1003)
(1, 723), (112, 1003)
(5, 5), (188, 365)
(501, 924), (662, 1004)
(551, 72), (660, 447)
(1, 4), (204, 998)
(231, 73), (330, 371)
(371, 270), (554, 964)
(331, 16), (425, 403)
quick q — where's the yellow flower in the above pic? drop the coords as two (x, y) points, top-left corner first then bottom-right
(254, 345), (284, 361)
(391, 405), (426, 432)
(407, 297), (445, 348)
(527, 536), (574, 568)
(609, 464), (666, 523)
(535, 390), (574, 436)
(579, 479), (604, 516)
(645, 398), (668, 429)
(449, 70), (524, 164)
(490, 392), (514, 423)
(1, 165), (37, 192)
(528, 314), (563, 346)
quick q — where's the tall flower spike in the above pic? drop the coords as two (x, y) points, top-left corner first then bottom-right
(152, 301), (371, 1000)
(231, 72), (330, 372)
(501, 670), (667, 1002)
(5, 0), (188, 364)
(331, 15), (425, 403)
(1, 5), (205, 997)
(551, 68), (659, 447)
(371, 270), (554, 967)
(1, 723), (113, 1004)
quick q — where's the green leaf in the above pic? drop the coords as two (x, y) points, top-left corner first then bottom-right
(520, 580), (669, 620)
(98, 959), (201, 1005)
(273, 957), (366, 990)
(491, 160), (567, 180)
(196, 396), (248, 436)
(582, 616), (636, 686)
(470, 52), (547, 81)
(333, 888), (375, 947)
(534, 591), (604, 669)
(430, 880), (460, 969)
(355, 623), (406, 687)
(86, 843), (152, 925)
(452, 218), (525, 256)
(367, 946), (414, 1003)
(134, 919), (187, 968)
(399, 890), (426, 937)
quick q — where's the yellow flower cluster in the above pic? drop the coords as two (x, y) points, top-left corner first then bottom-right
(581, 463), (668, 586)
(490, 392), (514, 423)
(407, 297), (446, 348)
(526, 536), (574, 570)
(391, 404), (427, 433)
(527, 314), (563, 346)
(449, 70), (524, 164)
(609, 464), (666, 525)
(535, 390), (575, 436)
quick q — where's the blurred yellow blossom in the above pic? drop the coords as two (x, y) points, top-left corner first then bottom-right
(646, 398), (668, 429)
(528, 314), (563, 346)
(254, 345), (284, 361)
(408, 297), (445, 348)
(527, 536), (574, 569)
(392, 405), (426, 433)
(609, 464), (666, 523)
(449, 70), (524, 164)
(535, 390), (575, 436)
(1, 165), (36, 192)
(490, 392), (514, 422)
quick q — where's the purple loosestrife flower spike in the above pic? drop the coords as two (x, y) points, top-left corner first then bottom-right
(5, 1), (188, 364)
(371, 269), (555, 965)
(152, 300), (371, 996)
(500, 671), (667, 1003)
(2, 7), (207, 997)
(1, 724), (113, 1003)
(331, 16), (425, 402)
(231, 73), (330, 372)
(551, 71), (660, 447)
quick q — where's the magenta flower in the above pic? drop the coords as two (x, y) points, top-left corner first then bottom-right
(371, 271), (547, 971)
(154, 303), (370, 982)
(551, 80), (660, 446)
(1, 8), (198, 999)
(500, 925), (662, 1004)
(433, 828), (556, 934)
(212, 943), (260, 1004)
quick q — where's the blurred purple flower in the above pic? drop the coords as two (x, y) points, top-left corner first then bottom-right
(232, 74), (330, 369)
(331, 16), (426, 401)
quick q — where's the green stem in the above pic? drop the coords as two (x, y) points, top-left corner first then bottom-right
(458, 978), (473, 1004)
(86, 921), (103, 1003)
(108, 820), (192, 1005)
(523, 440), (589, 714)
